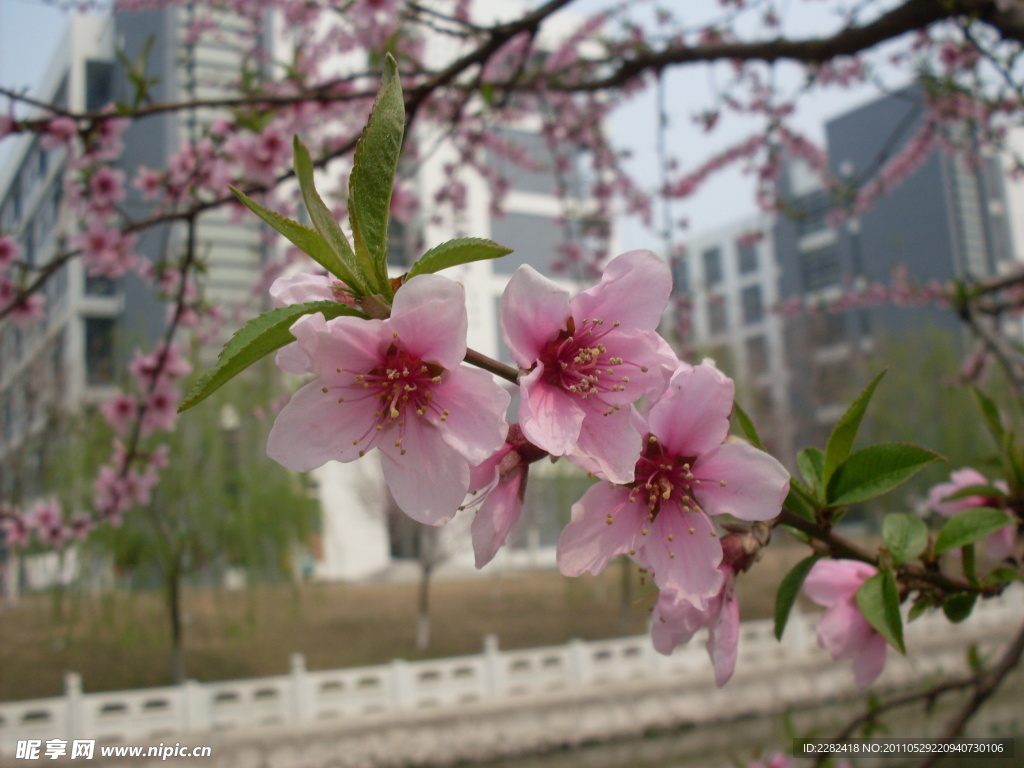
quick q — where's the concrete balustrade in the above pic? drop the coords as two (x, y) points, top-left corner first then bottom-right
(1, 588), (1020, 756)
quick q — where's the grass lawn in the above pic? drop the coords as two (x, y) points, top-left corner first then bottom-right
(0, 543), (808, 702)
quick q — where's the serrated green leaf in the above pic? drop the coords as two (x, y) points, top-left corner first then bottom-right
(856, 570), (905, 653)
(407, 238), (514, 279)
(972, 387), (1004, 447)
(349, 53), (404, 297)
(179, 301), (365, 412)
(942, 592), (977, 623)
(783, 485), (816, 521)
(731, 400), (765, 451)
(230, 186), (361, 288)
(774, 555), (820, 640)
(826, 443), (941, 506)
(293, 136), (367, 295)
(934, 507), (1013, 555)
(823, 370), (886, 487)
(881, 513), (929, 566)
(798, 447), (824, 498)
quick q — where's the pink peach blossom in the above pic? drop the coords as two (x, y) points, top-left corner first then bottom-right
(804, 559), (887, 688)
(651, 565), (739, 685)
(557, 363), (789, 608)
(501, 250), (677, 483)
(927, 468), (1017, 560)
(267, 274), (510, 525)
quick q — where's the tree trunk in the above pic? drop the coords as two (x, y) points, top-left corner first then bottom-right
(416, 562), (433, 651)
(166, 555), (186, 684)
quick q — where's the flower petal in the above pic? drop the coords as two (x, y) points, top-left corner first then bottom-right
(388, 274), (467, 370)
(692, 443), (790, 521)
(568, 250), (671, 332)
(641, 510), (724, 609)
(803, 559), (877, 606)
(851, 631), (888, 688)
(267, 380), (379, 471)
(500, 266), (570, 368)
(817, 600), (875, 660)
(427, 366), (510, 464)
(518, 366), (586, 457)
(651, 590), (705, 655)
(707, 580), (739, 686)
(648, 364), (734, 457)
(379, 417), (468, 526)
(557, 481), (642, 578)
(574, 404), (642, 484)
(270, 271), (334, 307)
(471, 466), (526, 568)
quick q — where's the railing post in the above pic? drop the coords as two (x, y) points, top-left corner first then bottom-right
(64, 672), (82, 741)
(389, 659), (412, 711)
(290, 653), (309, 724)
(182, 680), (207, 733)
(482, 634), (503, 699)
(567, 639), (591, 686)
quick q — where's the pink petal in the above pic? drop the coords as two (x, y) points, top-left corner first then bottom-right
(986, 525), (1017, 561)
(692, 443), (790, 521)
(568, 250), (671, 332)
(817, 600), (875, 660)
(851, 631), (887, 688)
(518, 366), (586, 457)
(574, 405), (642, 484)
(388, 274), (467, 370)
(708, 582), (740, 686)
(641, 510), (724, 609)
(500, 266), (570, 368)
(276, 312), (329, 374)
(651, 590), (705, 655)
(594, 329), (677, 405)
(803, 559), (877, 606)
(557, 481), (643, 578)
(311, 316), (387, 379)
(270, 271), (334, 307)
(267, 380), (379, 470)
(648, 364), (734, 457)
(471, 467), (526, 568)
(379, 416), (469, 526)
(428, 366), (510, 464)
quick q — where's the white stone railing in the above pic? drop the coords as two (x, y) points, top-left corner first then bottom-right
(1, 587), (1020, 755)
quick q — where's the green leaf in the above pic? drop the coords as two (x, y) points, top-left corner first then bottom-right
(982, 567), (1024, 586)
(179, 301), (365, 412)
(230, 186), (361, 288)
(293, 136), (367, 295)
(774, 555), (820, 640)
(856, 570), (905, 653)
(826, 443), (942, 506)
(349, 53), (405, 297)
(940, 484), (1007, 501)
(823, 370), (886, 488)
(972, 387), (1004, 447)
(731, 401), (765, 451)
(934, 507), (1013, 555)
(783, 485), (816, 521)
(942, 592), (977, 624)
(908, 594), (933, 622)
(407, 238), (514, 280)
(881, 513), (929, 566)
(797, 447), (824, 498)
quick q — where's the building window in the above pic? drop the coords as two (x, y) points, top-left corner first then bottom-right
(707, 295), (727, 335)
(746, 335), (769, 377)
(85, 317), (116, 385)
(809, 312), (847, 347)
(800, 245), (841, 291)
(672, 257), (689, 294)
(741, 285), (764, 325)
(737, 240), (758, 274)
(702, 247), (723, 287)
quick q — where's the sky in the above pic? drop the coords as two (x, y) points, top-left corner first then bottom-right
(0, 0), (895, 252)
